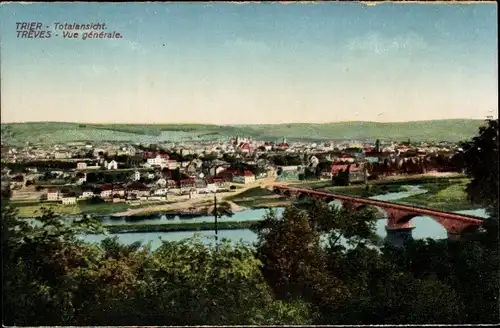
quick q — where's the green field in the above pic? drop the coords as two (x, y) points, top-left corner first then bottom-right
(394, 180), (478, 211)
(1, 119), (486, 145)
(15, 201), (132, 217)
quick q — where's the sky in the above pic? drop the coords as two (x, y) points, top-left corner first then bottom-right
(0, 2), (497, 124)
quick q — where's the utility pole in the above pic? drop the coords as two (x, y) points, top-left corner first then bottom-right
(214, 190), (218, 249)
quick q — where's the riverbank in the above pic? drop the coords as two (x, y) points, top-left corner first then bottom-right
(394, 180), (480, 211)
(101, 220), (261, 234)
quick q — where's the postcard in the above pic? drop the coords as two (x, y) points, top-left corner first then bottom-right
(1, 2), (498, 326)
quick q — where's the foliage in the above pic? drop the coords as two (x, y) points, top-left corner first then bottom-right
(461, 119), (499, 217)
(2, 139), (499, 327)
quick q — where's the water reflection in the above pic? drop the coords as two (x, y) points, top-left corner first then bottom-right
(77, 185), (487, 250)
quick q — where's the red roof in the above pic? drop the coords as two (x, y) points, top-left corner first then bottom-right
(47, 188), (58, 193)
(239, 143), (250, 150)
(331, 164), (349, 174)
(277, 143), (289, 148)
(207, 178), (227, 183)
(365, 151), (391, 157)
(235, 170), (255, 177)
(143, 152), (170, 159)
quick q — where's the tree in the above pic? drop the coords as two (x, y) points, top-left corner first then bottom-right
(461, 119), (499, 217)
(211, 201), (234, 219)
(255, 207), (349, 312)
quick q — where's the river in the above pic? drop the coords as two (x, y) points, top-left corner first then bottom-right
(81, 185), (489, 250)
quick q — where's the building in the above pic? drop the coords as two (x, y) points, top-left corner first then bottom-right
(76, 162), (87, 170)
(100, 185), (114, 198)
(61, 196), (77, 205)
(153, 188), (168, 196)
(232, 170), (256, 184)
(47, 188), (59, 201)
(146, 154), (170, 166)
(80, 190), (94, 199)
(156, 178), (167, 187)
(133, 170), (141, 181)
(107, 160), (118, 170)
(331, 163), (367, 185)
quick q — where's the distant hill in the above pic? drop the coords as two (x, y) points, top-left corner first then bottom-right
(0, 119), (487, 146)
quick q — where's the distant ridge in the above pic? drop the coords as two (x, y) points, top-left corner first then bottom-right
(0, 119), (489, 146)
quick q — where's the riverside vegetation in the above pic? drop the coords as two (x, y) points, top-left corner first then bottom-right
(2, 119), (499, 325)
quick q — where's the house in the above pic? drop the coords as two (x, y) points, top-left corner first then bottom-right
(126, 182), (151, 198)
(156, 178), (167, 187)
(146, 154), (170, 166)
(179, 178), (196, 189)
(61, 196), (77, 205)
(76, 162), (87, 170)
(47, 188), (59, 201)
(107, 160), (118, 170)
(133, 171), (141, 181)
(165, 160), (180, 170)
(112, 187), (126, 197)
(153, 188), (168, 196)
(209, 166), (227, 177)
(331, 163), (367, 185)
(238, 142), (251, 153)
(54, 151), (69, 159)
(80, 190), (94, 199)
(232, 170), (256, 184)
(99, 185), (114, 198)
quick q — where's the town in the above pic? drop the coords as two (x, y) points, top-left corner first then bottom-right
(2, 135), (465, 217)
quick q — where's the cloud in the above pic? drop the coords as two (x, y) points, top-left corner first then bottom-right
(346, 32), (428, 55)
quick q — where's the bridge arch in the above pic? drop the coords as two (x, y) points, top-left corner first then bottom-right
(394, 214), (448, 240)
(297, 192), (308, 201)
(327, 199), (344, 210)
(459, 224), (481, 239)
(356, 204), (388, 220)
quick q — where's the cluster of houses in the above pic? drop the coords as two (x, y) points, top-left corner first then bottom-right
(45, 176), (234, 205)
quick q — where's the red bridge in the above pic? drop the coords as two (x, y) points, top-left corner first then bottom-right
(271, 184), (485, 245)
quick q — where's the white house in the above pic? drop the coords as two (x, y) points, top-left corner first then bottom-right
(156, 178), (167, 187)
(76, 162), (87, 170)
(100, 189), (113, 199)
(61, 197), (77, 205)
(107, 160), (118, 170)
(147, 154), (169, 166)
(133, 171), (141, 181)
(47, 188), (59, 201)
(206, 183), (218, 193)
(80, 190), (94, 199)
(153, 188), (168, 196)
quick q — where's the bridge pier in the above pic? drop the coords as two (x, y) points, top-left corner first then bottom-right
(385, 225), (415, 248)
